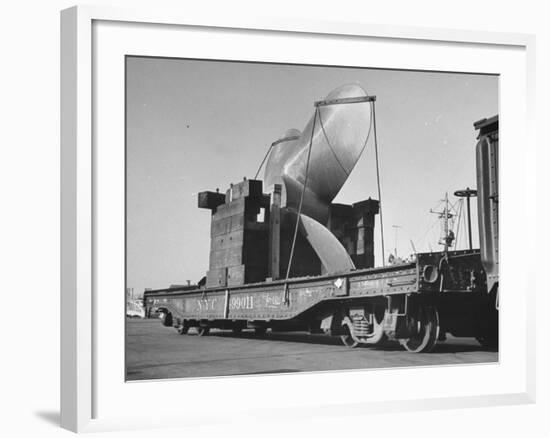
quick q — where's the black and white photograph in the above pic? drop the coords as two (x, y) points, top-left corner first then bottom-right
(125, 57), (499, 381)
(4, 0), (547, 435)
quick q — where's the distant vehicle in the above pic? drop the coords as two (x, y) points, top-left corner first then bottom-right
(126, 299), (145, 318)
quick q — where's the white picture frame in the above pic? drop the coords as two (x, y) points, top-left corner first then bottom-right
(61, 5), (536, 433)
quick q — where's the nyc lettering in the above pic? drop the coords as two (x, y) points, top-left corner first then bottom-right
(197, 298), (217, 312)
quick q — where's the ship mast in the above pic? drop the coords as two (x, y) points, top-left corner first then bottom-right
(430, 192), (455, 253)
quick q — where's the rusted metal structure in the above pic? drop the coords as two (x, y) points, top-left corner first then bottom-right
(144, 86), (499, 353)
(472, 116), (499, 347)
(475, 116), (499, 297)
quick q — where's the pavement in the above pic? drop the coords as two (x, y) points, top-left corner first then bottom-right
(126, 318), (498, 381)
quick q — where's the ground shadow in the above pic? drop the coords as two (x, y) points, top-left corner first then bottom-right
(208, 330), (496, 354)
(34, 411), (59, 426)
(213, 331), (343, 346)
(433, 342), (498, 354)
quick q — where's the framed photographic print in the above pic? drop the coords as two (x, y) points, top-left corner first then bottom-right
(61, 5), (536, 432)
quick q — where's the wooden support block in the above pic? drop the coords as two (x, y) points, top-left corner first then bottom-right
(268, 184), (281, 280)
(206, 267), (227, 288)
(209, 247), (244, 269)
(212, 198), (247, 220)
(326, 198), (379, 270)
(227, 265), (267, 286)
(352, 198), (379, 217)
(203, 179), (271, 286)
(225, 179), (263, 202)
(329, 203), (353, 217)
(227, 265), (245, 286)
(198, 191), (226, 210)
(210, 217), (268, 237)
(210, 215), (245, 237)
(210, 230), (245, 251)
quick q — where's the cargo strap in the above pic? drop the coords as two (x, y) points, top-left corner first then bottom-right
(316, 97), (385, 267)
(254, 142), (275, 180)
(284, 108), (318, 283)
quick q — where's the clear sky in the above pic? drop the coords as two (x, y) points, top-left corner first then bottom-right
(126, 56), (498, 295)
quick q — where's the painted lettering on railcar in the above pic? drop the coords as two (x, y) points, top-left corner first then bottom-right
(197, 297), (219, 312)
(229, 295), (254, 310)
(264, 293), (283, 308)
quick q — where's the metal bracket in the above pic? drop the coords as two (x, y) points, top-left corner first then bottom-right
(271, 135), (300, 147)
(314, 95), (376, 107)
(223, 289), (229, 319)
(386, 294), (409, 317)
(283, 283), (290, 306)
(387, 278), (416, 287)
(332, 277), (349, 296)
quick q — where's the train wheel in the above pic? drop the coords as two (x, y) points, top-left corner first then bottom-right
(399, 305), (439, 353)
(161, 312), (173, 327)
(364, 309), (387, 346)
(177, 325), (189, 335)
(476, 333), (498, 349)
(476, 299), (498, 349)
(340, 321), (359, 348)
(197, 326), (210, 336)
(254, 327), (267, 336)
(476, 314), (498, 348)
(232, 326), (243, 335)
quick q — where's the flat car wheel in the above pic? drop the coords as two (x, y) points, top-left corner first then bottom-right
(197, 326), (210, 336)
(399, 305), (439, 353)
(476, 304), (498, 349)
(476, 315), (498, 349)
(177, 325), (189, 335)
(476, 333), (498, 349)
(254, 327), (267, 336)
(340, 323), (359, 348)
(364, 310), (387, 346)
